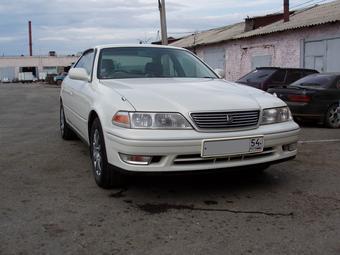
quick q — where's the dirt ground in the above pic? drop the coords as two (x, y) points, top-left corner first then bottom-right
(0, 83), (340, 255)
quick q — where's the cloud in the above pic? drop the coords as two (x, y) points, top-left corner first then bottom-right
(0, 0), (335, 55)
(0, 36), (16, 42)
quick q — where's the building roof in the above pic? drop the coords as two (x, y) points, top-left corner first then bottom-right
(171, 0), (340, 48)
(171, 22), (245, 48)
(235, 0), (340, 39)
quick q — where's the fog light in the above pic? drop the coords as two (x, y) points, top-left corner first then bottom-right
(283, 142), (298, 151)
(119, 153), (152, 165)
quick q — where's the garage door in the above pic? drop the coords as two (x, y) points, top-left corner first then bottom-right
(203, 47), (225, 70)
(304, 37), (340, 72)
(0, 67), (15, 81)
(251, 55), (272, 70)
(326, 38), (340, 72)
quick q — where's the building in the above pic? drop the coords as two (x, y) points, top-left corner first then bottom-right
(0, 54), (78, 82)
(171, 0), (340, 81)
(151, 36), (181, 45)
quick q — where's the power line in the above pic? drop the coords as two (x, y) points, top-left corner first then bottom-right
(291, 0), (319, 9)
(291, 0), (331, 10)
(270, 0), (330, 15)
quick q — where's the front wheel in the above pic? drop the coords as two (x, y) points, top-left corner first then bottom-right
(90, 118), (125, 188)
(60, 103), (76, 140)
(325, 104), (340, 128)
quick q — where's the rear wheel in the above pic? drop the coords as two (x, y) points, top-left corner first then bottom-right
(90, 118), (125, 188)
(60, 103), (76, 140)
(56, 80), (62, 86)
(325, 104), (340, 128)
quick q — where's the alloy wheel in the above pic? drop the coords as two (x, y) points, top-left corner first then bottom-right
(92, 129), (103, 176)
(328, 105), (340, 128)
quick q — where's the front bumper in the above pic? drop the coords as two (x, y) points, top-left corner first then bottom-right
(104, 121), (300, 172)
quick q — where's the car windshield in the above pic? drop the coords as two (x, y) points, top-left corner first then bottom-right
(237, 69), (276, 83)
(290, 75), (335, 88)
(97, 47), (218, 79)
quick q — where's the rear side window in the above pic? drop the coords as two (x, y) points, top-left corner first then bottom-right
(237, 69), (276, 84)
(286, 70), (302, 84)
(290, 74), (335, 88)
(269, 70), (286, 83)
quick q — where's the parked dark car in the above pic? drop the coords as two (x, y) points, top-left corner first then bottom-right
(54, 72), (68, 86)
(268, 73), (340, 128)
(236, 67), (318, 91)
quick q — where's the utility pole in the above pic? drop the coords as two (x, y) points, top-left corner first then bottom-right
(158, 0), (168, 45)
(28, 21), (33, 56)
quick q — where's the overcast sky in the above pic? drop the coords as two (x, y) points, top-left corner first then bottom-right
(0, 0), (333, 56)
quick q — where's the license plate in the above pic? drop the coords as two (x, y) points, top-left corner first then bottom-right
(201, 136), (264, 157)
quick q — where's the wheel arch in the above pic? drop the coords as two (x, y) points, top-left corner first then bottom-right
(88, 110), (100, 139)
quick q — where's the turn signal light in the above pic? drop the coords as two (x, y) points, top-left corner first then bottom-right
(287, 95), (311, 103)
(112, 111), (130, 128)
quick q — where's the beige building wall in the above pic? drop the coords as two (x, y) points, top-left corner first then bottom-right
(0, 56), (79, 79)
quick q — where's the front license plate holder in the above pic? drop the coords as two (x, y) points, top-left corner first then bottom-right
(201, 136), (264, 158)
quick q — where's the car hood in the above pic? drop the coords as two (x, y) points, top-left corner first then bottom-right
(100, 78), (285, 113)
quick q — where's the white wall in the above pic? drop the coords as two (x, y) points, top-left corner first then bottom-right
(0, 56), (79, 79)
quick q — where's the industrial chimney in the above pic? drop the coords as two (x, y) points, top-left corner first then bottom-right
(28, 21), (33, 56)
(284, 0), (289, 22)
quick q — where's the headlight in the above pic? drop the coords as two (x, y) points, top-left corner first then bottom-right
(112, 111), (192, 129)
(261, 107), (292, 125)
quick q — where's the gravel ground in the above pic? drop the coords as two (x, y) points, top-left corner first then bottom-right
(0, 83), (340, 255)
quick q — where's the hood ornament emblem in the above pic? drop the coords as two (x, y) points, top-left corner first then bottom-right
(225, 114), (233, 123)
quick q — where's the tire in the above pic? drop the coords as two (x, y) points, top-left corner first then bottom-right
(90, 118), (125, 189)
(56, 80), (62, 86)
(60, 103), (76, 140)
(325, 104), (340, 128)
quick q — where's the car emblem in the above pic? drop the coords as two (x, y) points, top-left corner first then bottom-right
(225, 114), (233, 123)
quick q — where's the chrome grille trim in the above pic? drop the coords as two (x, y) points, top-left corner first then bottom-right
(173, 147), (275, 165)
(190, 110), (260, 129)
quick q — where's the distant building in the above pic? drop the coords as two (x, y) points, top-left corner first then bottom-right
(171, 0), (340, 81)
(0, 54), (79, 81)
(152, 37), (180, 45)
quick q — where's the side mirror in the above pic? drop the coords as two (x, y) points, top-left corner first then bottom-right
(68, 68), (89, 81)
(214, 68), (225, 79)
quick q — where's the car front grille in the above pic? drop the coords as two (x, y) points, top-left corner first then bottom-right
(190, 110), (260, 130)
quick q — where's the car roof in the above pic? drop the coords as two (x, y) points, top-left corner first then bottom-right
(256, 67), (318, 72)
(94, 44), (186, 51)
(307, 72), (340, 77)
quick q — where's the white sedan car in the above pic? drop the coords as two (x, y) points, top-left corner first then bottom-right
(60, 44), (299, 188)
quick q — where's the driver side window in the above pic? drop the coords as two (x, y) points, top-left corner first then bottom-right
(76, 50), (95, 76)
